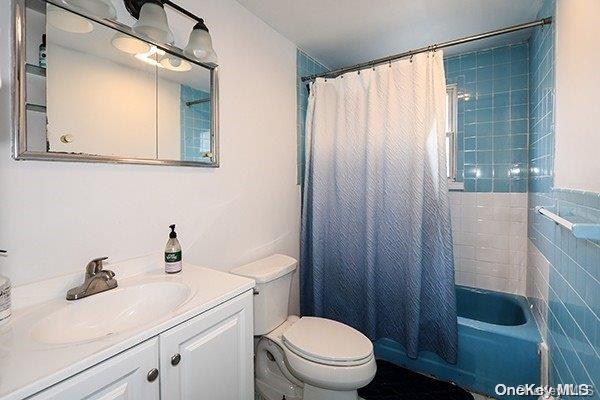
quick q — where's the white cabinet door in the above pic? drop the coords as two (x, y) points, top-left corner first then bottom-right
(28, 338), (159, 400)
(159, 291), (254, 400)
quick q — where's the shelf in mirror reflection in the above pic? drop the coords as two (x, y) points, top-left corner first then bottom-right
(25, 103), (47, 113)
(25, 63), (47, 77)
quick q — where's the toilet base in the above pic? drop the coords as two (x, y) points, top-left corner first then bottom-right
(303, 383), (359, 400)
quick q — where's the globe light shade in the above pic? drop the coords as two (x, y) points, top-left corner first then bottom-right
(133, 1), (174, 44)
(184, 20), (217, 64)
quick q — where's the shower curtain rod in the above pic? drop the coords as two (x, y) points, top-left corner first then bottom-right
(301, 17), (552, 82)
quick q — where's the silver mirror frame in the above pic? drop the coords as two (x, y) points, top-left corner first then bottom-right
(11, 0), (220, 167)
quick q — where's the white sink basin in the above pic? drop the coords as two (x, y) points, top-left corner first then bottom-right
(31, 282), (191, 344)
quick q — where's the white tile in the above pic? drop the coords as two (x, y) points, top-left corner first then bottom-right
(462, 217), (477, 233)
(460, 258), (477, 273)
(459, 245), (475, 260)
(475, 233), (509, 250)
(474, 260), (494, 275)
(509, 235), (527, 252)
(476, 205), (494, 220)
(510, 207), (527, 222)
(459, 272), (477, 287)
(510, 192), (527, 207)
(493, 193), (512, 207)
(476, 219), (510, 235)
(475, 274), (500, 291)
(491, 206), (511, 221)
(476, 193), (494, 206)
(462, 193), (477, 206)
(461, 205), (478, 221)
(510, 250), (527, 267)
(510, 221), (527, 236)
(476, 247), (509, 264)
(449, 191), (462, 206)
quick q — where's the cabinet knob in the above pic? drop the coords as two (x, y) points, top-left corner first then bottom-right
(171, 353), (181, 366)
(147, 368), (159, 382)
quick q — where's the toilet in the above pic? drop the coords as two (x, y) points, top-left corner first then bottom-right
(231, 254), (377, 400)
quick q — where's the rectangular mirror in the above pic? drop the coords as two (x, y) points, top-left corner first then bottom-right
(13, 0), (219, 167)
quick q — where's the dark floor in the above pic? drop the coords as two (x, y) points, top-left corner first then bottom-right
(358, 359), (474, 400)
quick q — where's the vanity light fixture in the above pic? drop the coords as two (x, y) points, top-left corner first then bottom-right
(132, 0), (174, 44)
(124, 0), (217, 65)
(47, 0), (116, 33)
(184, 19), (217, 64)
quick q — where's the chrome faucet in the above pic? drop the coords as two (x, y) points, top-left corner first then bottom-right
(66, 257), (118, 300)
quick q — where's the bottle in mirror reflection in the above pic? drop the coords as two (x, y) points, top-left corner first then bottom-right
(0, 274), (11, 325)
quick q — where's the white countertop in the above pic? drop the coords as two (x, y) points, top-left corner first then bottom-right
(0, 264), (255, 400)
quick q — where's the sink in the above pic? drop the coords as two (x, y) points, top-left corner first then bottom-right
(31, 282), (191, 344)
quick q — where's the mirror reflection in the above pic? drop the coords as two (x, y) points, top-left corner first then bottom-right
(23, 0), (215, 165)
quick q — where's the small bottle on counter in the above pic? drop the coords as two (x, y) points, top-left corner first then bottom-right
(164, 224), (182, 274)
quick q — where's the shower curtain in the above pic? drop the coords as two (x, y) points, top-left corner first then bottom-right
(300, 51), (458, 363)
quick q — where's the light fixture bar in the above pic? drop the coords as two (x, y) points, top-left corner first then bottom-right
(162, 0), (202, 24)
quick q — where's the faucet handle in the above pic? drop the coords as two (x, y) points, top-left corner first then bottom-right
(86, 256), (108, 278)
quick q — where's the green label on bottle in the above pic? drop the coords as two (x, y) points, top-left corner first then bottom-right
(165, 251), (182, 263)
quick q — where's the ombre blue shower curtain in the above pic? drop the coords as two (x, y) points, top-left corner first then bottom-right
(300, 51), (458, 363)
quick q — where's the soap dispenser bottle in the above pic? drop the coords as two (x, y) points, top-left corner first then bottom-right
(164, 224), (182, 274)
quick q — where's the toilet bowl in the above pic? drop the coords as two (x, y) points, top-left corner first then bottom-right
(231, 255), (376, 400)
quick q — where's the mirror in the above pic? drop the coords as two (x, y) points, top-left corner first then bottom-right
(15, 0), (219, 167)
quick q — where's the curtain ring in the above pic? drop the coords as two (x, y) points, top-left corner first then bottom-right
(410, 54), (413, 63)
(388, 60), (392, 68)
(357, 70), (360, 75)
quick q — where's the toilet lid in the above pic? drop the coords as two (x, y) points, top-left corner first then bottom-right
(282, 317), (373, 366)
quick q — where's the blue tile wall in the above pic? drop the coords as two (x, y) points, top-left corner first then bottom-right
(297, 49), (329, 184)
(444, 44), (530, 192)
(180, 85), (211, 162)
(530, 189), (600, 398)
(527, 0), (600, 395)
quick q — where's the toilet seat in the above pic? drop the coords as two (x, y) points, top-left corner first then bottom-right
(282, 317), (373, 367)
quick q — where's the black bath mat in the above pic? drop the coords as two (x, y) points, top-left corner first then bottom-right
(358, 359), (474, 400)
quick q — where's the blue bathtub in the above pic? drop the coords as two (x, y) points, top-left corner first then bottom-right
(375, 286), (541, 399)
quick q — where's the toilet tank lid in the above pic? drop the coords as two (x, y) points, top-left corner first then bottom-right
(230, 254), (297, 283)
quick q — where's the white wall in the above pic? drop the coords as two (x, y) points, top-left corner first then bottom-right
(450, 192), (528, 295)
(554, 0), (600, 192)
(46, 44), (165, 158)
(0, 0), (300, 310)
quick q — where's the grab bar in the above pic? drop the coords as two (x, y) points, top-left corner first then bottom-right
(535, 206), (600, 240)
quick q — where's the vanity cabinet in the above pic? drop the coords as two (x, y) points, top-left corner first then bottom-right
(159, 291), (254, 399)
(26, 292), (253, 400)
(27, 338), (160, 400)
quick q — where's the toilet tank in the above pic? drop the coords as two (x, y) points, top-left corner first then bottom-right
(230, 254), (297, 335)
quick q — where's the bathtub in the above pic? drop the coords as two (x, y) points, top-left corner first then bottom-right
(374, 286), (541, 399)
